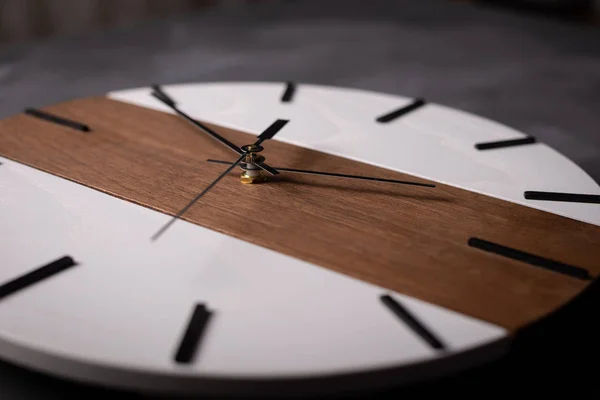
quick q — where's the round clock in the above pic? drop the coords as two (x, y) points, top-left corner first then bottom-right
(0, 82), (598, 396)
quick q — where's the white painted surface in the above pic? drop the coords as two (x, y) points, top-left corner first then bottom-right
(0, 156), (505, 391)
(109, 82), (600, 226)
(2, 81), (598, 393)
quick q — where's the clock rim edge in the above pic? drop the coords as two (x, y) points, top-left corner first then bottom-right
(0, 81), (596, 394)
(0, 331), (511, 396)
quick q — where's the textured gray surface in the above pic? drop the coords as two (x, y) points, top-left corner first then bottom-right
(0, 0), (599, 397)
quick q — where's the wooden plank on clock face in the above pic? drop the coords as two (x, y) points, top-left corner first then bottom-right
(0, 96), (598, 332)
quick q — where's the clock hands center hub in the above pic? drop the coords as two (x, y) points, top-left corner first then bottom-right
(239, 144), (267, 184)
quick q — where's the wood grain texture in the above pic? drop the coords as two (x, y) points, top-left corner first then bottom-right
(1, 96), (599, 331)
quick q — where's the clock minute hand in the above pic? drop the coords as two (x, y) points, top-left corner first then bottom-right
(150, 84), (280, 176)
(151, 85), (240, 154)
(274, 167), (435, 188)
(206, 159), (435, 188)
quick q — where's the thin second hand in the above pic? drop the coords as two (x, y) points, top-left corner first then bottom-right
(151, 153), (246, 241)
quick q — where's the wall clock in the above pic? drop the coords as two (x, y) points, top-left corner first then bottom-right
(0, 81), (598, 396)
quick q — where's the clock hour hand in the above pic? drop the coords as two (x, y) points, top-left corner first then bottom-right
(150, 84), (280, 176)
(206, 159), (435, 188)
(243, 119), (288, 176)
(254, 119), (289, 145)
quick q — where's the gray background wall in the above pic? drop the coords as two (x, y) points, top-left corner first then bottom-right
(0, 0), (237, 43)
(0, 0), (599, 44)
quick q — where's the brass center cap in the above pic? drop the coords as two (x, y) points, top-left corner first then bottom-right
(241, 144), (264, 153)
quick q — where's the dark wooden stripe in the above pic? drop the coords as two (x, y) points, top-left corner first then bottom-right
(524, 191), (600, 204)
(376, 99), (426, 123)
(380, 294), (445, 350)
(174, 303), (213, 364)
(475, 136), (536, 150)
(281, 81), (296, 103)
(0, 256), (77, 301)
(468, 238), (591, 280)
(24, 108), (90, 132)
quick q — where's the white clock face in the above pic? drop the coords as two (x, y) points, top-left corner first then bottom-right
(0, 82), (598, 396)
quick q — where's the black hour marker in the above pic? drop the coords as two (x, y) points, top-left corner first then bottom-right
(380, 294), (445, 350)
(376, 99), (426, 123)
(24, 108), (90, 132)
(524, 191), (600, 204)
(0, 256), (77, 301)
(468, 237), (591, 280)
(174, 303), (213, 364)
(475, 136), (537, 150)
(281, 81), (296, 103)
